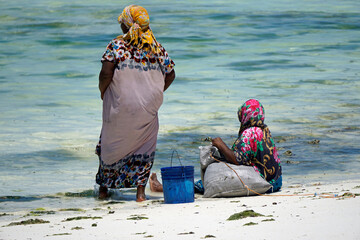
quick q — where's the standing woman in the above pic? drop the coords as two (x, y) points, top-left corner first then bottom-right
(95, 5), (175, 201)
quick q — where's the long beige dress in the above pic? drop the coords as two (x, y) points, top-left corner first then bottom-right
(96, 37), (175, 188)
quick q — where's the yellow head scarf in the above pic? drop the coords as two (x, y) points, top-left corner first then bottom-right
(118, 5), (160, 54)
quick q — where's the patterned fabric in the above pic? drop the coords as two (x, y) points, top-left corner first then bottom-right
(95, 139), (154, 188)
(232, 99), (282, 184)
(97, 22), (174, 189)
(102, 38), (174, 75)
(117, 5), (160, 54)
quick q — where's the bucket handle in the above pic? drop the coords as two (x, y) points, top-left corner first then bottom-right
(170, 150), (182, 167)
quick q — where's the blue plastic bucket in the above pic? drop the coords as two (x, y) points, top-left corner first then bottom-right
(161, 166), (194, 204)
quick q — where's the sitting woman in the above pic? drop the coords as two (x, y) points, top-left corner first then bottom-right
(211, 99), (282, 192)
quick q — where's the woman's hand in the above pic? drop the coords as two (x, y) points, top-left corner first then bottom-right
(212, 137), (225, 149)
(212, 137), (238, 165)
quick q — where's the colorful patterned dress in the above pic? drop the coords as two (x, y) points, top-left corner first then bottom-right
(232, 99), (282, 189)
(96, 37), (174, 188)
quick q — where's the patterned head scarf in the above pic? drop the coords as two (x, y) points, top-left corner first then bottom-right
(238, 99), (266, 136)
(118, 5), (160, 54)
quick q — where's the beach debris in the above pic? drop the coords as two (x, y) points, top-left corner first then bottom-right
(262, 218), (275, 222)
(6, 218), (50, 226)
(243, 222), (258, 226)
(63, 190), (94, 197)
(127, 214), (148, 220)
(71, 226), (84, 230)
(201, 137), (212, 142)
(0, 213), (12, 217)
(308, 139), (320, 144)
(204, 235), (216, 238)
(62, 216), (102, 222)
(178, 231), (195, 235)
(227, 210), (264, 221)
(59, 208), (86, 212)
(284, 150), (293, 156)
(25, 209), (56, 217)
(104, 201), (126, 205)
(46, 233), (71, 236)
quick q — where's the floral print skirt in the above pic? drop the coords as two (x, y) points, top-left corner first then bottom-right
(95, 141), (154, 188)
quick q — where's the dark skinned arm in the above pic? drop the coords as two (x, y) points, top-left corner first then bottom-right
(164, 70), (175, 92)
(99, 61), (115, 100)
(211, 137), (238, 165)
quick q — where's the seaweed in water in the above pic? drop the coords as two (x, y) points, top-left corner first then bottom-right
(7, 218), (50, 226)
(227, 210), (264, 221)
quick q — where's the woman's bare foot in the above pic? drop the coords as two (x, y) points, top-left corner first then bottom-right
(149, 173), (163, 192)
(136, 185), (146, 202)
(98, 185), (108, 200)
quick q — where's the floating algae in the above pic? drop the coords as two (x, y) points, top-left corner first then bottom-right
(7, 218), (50, 226)
(127, 214), (148, 220)
(63, 190), (94, 197)
(243, 222), (258, 226)
(227, 210), (264, 221)
(62, 216), (102, 222)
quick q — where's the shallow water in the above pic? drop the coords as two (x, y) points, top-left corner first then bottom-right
(0, 0), (359, 211)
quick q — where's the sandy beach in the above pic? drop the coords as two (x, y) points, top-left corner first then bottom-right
(1, 179), (359, 240)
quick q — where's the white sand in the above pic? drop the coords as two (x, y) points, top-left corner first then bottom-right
(1, 180), (359, 240)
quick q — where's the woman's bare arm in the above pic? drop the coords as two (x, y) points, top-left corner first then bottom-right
(99, 61), (115, 100)
(164, 70), (175, 92)
(211, 137), (238, 165)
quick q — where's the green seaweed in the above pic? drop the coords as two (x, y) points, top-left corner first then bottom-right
(178, 231), (195, 235)
(135, 232), (146, 235)
(92, 223), (97, 227)
(353, 185), (360, 189)
(144, 235), (154, 238)
(0, 213), (12, 217)
(49, 233), (72, 236)
(243, 222), (258, 226)
(7, 218), (50, 226)
(127, 215), (148, 220)
(262, 218), (275, 222)
(204, 235), (216, 238)
(62, 216), (102, 222)
(227, 210), (264, 221)
(59, 208), (85, 212)
(71, 226), (84, 230)
(25, 210), (56, 216)
(63, 190), (94, 197)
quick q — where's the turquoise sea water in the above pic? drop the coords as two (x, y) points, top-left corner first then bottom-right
(1, 0), (359, 211)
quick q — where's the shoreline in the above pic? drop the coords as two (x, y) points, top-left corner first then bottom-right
(1, 179), (359, 239)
